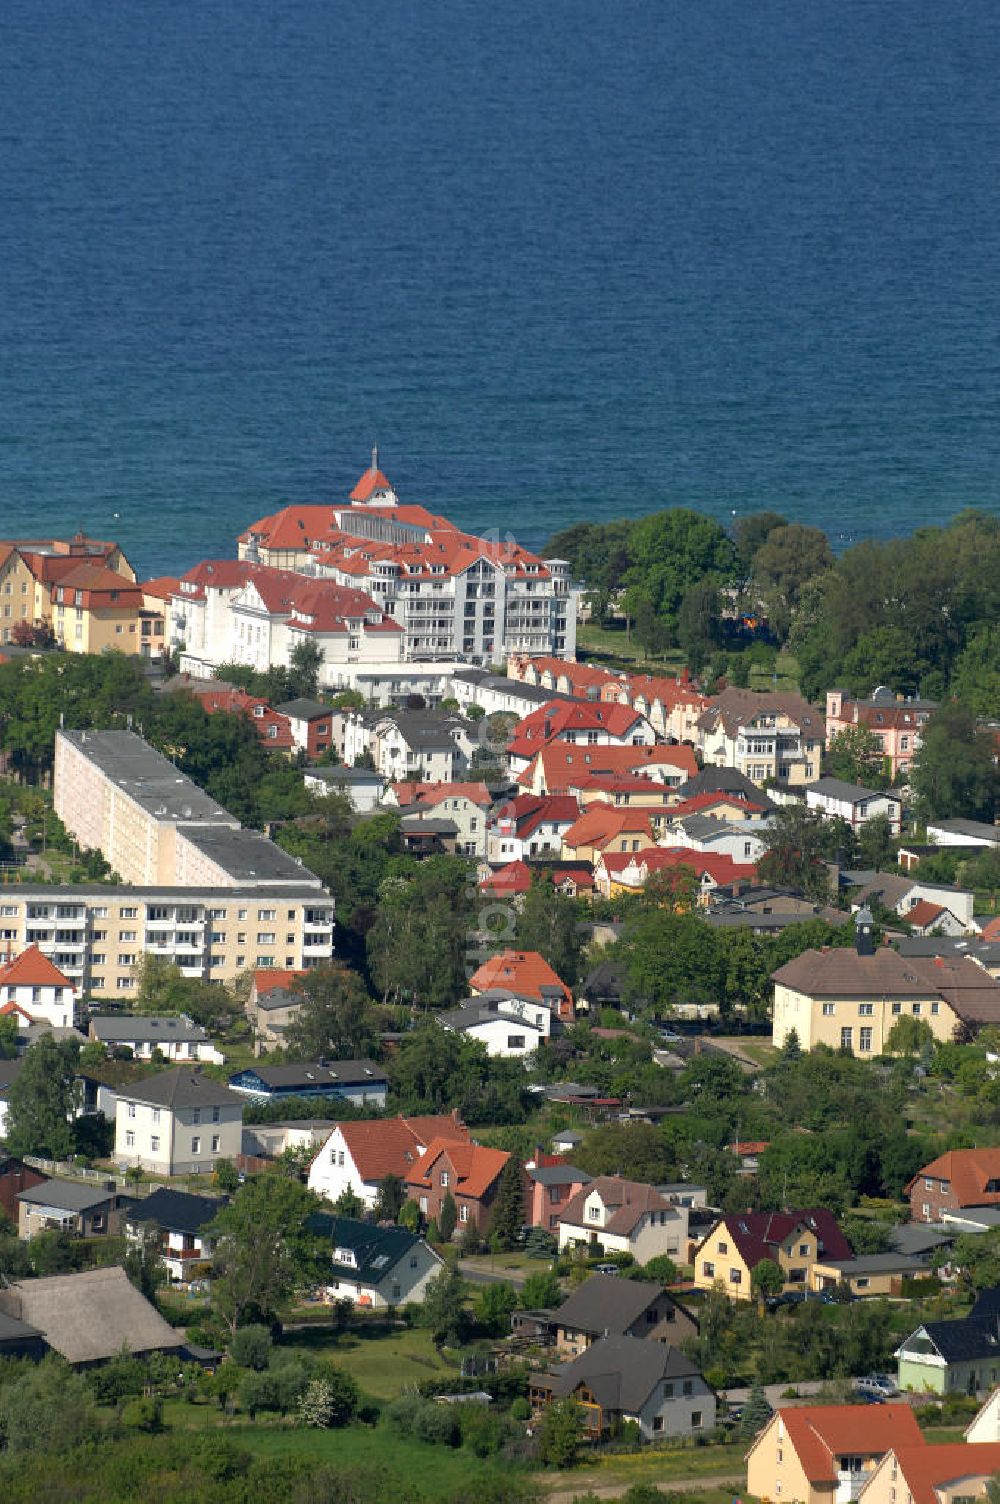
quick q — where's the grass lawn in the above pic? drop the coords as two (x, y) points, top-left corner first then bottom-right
(280, 1323), (460, 1400)
(576, 622), (687, 675)
(747, 651), (801, 691)
(158, 1402), (512, 1499)
(460, 1250), (544, 1279)
(548, 1440), (747, 1496)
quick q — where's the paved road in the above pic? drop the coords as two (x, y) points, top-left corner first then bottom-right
(545, 1470), (742, 1502)
(722, 1380), (831, 1408)
(457, 1259), (528, 1289)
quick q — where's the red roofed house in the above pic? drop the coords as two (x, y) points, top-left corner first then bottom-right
(487, 794), (582, 865)
(907, 1149), (1000, 1225)
(245, 968), (307, 1053)
(236, 457), (578, 664)
(561, 805), (659, 863)
(860, 1441), (1000, 1504)
(557, 1175), (688, 1262)
(593, 846), (757, 902)
(480, 861), (594, 902)
(506, 701), (656, 776)
(746, 1402), (924, 1504)
(826, 688), (936, 781)
(186, 683), (295, 752)
(308, 1113), (470, 1210)
(469, 949), (574, 1022)
(905, 898), (966, 938)
(405, 1139), (521, 1237)
(692, 1208), (852, 1300)
(520, 742), (698, 797)
(0, 947), (77, 1030)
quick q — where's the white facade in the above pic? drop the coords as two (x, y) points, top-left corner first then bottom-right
(444, 1009), (548, 1058)
(323, 1239), (443, 1309)
(659, 820), (771, 863)
(559, 1187), (688, 1263)
(805, 781), (903, 834)
(115, 1091), (243, 1176)
(308, 1124), (379, 1209)
(0, 979), (76, 1030)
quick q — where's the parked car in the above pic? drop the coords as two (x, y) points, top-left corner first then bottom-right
(591, 1262), (621, 1276)
(854, 1374), (898, 1399)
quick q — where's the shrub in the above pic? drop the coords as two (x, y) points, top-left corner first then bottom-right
(230, 1325), (272, 1371)
(121, 1395), (164, 1433)
(510, 1397), (531, 1422)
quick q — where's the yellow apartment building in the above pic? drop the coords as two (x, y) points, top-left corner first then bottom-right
(0, 885), (334, 996)
(770, 940), (1000, 1056)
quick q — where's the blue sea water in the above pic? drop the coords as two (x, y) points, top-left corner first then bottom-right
(1, 0), (999, 577)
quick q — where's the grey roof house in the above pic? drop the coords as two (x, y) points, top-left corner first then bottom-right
(227, 1060), (388, 1107)
(89, 1013), (224, 1064)
(529, 1334), (716, 1440)
(115, 1067), (244, 1177)
(17, 1179), (134, 1241)
(126, 1187), (228, 1282)
(306, 1214), (444, 1310)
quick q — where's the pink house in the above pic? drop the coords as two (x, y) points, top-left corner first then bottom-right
(526, 1153), (592, 1232)
(825, 689), (936, 780)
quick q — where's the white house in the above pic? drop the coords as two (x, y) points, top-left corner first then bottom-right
(438, 992), (552, 1057)
(124, 1187), (227, 1282)
(805, 778), (903, 835)
(309, 1214), (444, 1309)
(88, 1014), (224, 1064)
(115, 1068), (244, 1176)
(342, 709), (479, 784)
(557, 1175), (688, 1262)
(927, 819), (1000, 850)
(303, 765), (387, 812)
(307, 1113), (471, 1210)
(0, 946), (78, 1030)
(659, 815), (772, 864)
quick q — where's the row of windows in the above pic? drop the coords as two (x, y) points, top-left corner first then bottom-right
(820, 1001), (939, 1018)
(123, 1131), (221, 1154)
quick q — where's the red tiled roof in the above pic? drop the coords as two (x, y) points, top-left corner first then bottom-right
(761, 1404), (923, 1484)
(469, 949), (571, 1005)
(523, 743), (698, 793)
(349, 467), (394, 502)
(507, 700), (649, 760)
(405, 1139), (510, 1200)
(562, 805), (656, 852)
(888, 1442), (1000, 1504)
(141, 576), (181, 601)
(905, 899), (947, 930)
(0, 946), (74, 991)
(393, 781), (493, 809)
(252, 968), (306, 997)
(334, 1114), (470, 1185)
(666, 792), (768, 819)
(907, 1148), (1000, 1209)
(480, 860), (533, 896)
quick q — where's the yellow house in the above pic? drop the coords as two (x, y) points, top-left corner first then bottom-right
(692, 1209), (852, 1301)
(0, 536), (136, 647)
(810, 1252), (933, 1298)
(49, 564), (145, 654)
(857, 1442), (1000, 1504)
(560, 806), (657, 866)
(746, 1403), (924, 1504)
(770, 943), (1000, 1056)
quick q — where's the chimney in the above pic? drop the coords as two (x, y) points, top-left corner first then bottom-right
(854, 904), (875, 957)
(371, 444), (379, 474)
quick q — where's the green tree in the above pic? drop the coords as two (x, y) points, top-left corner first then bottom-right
(537, 1396), (585, 1467)
(885, 1015), (935, 1058)
(757, 805), (845, 902)
(0, 1355), (98, 1455)
(751, 524), (833, 640)
(210, 1173), (327, 1335)
(618, 910), (725, 1014)
(282, 964), (374, 1060)
(514, 879), (582, 986)
(418, 1263), (471, 1347)
(4, 1034), (79, 1160)
(367, 858), (475, 1007)
(490, 1156), (526, 1251)
(374, 1173), (407, 1223)
(826, 726), (892, 789)
(740, 1381), (772, 1439)
(0, 1015), (18, 1061)
(676, 579), (724, 673)
(519, 1268), (562, 1309)
(856, 814), (896, 872)
(287, 640), (323, 700)
(911, 702), (1000, 822)
(476, 1281), (518, 1336)
(332, 1186), (366, 1219)
(733, 511), (789, 576)
(751, 1258), (784, 1304)
(438, 1190), (458, 1242)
